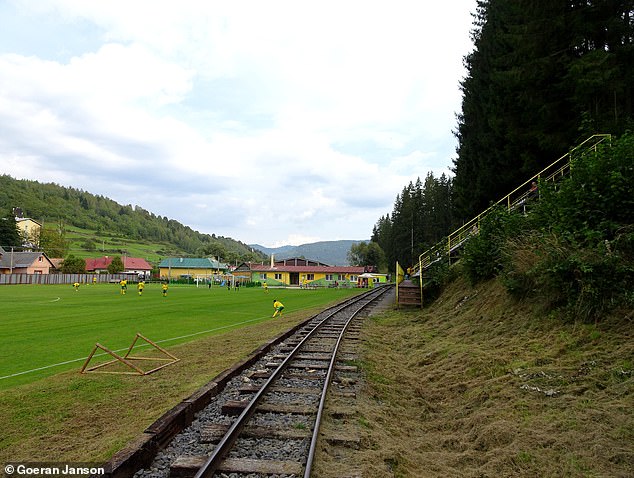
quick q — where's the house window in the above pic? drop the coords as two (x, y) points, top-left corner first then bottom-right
(307, 274), (314, 280)
(274, 273), (282, 280)
(325, 274), (333, 281)
(259, 273), (267, 280)
(350, 275), (357, 281)
(338, 274), (345, 280)
(38, 256), (43, 262)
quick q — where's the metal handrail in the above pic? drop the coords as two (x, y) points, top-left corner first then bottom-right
(412, 134), (611, 276)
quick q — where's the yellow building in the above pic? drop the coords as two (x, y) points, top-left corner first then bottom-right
(15, 218), (42, 248)
(158, 257), (228, 281)
(233, 257), (366, 287)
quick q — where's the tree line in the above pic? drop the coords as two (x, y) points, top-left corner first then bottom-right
(368, 0), (633, 272)
(0, 174), (266, 264)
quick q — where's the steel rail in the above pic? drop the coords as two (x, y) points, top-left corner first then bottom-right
(304, 285), (391, 477)
(193, 286), (389, 478)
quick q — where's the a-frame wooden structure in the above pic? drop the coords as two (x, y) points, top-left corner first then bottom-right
(80, 333), (180, 375)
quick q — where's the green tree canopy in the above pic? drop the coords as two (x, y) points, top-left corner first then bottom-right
(60, 255), (86, 274)
(371, 173), (454, 272)
(107, 256), (124, 273)
(452, 0), (634, 220)
(347, 241), (386, 271)
(39, 223), (69, 257)
(0, 213), (21, 248)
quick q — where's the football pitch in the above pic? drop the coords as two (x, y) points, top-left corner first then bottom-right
(0, 282), (364, 389)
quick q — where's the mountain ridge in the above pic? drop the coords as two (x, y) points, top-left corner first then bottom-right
(250, 239), (368, 266)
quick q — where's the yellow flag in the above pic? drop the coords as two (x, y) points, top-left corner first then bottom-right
(396, 261), (405, 285)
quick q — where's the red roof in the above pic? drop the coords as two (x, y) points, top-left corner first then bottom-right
(85, 256), (152, 272)
(123, 257), (152, 270)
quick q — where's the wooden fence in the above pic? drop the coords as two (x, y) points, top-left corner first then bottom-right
(0, 273), (134, 285)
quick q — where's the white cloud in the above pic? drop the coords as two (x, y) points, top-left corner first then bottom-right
(0, 0), (477, 247)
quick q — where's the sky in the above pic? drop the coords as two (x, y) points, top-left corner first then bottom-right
(0, 0), (477, 248)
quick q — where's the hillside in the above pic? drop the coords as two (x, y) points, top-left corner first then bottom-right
(0, 174), (265, 264)
(323, 275), (634, 477)
(251, 239), (367, 266)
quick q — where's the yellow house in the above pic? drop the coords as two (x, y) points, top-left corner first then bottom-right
(158, 257), (228, 280)
(16, 218), (42, 247)
(233, 257), (366, 287)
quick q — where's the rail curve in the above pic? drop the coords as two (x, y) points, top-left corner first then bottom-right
(108, 285), (393, 478)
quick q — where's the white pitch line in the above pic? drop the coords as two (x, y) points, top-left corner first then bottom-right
(0, 315), (269, 381)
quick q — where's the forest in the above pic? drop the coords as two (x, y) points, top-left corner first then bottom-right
(0, 174), (266, 264)
(372, 0), (633, 271)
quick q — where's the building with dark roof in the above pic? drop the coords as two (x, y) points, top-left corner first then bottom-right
(0, 246), (55, 274)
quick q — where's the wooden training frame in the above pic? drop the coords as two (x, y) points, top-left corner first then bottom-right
(80, 333), (180, 375)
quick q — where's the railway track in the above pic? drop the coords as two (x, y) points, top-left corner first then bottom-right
(121, 285), (392, 478)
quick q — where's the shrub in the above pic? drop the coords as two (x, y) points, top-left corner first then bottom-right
(502, 225), (634, 322)
(462, 207), (528, 285)
(483, 133), (633, 320)
(533, 133), (634, 244)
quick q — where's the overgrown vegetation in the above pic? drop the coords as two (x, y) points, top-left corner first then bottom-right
(460, 133), (634, 321)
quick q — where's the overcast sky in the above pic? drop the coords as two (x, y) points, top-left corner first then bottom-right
(0, 0), (476, 247)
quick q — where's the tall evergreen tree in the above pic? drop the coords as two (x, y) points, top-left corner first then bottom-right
(453, 0), (634, 220)
(0, 213), (21, 248)
(372, 174), (455, 271)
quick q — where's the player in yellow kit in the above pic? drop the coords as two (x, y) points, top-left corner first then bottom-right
(272, 299), (284, 318)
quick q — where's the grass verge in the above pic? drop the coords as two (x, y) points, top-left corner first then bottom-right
(345, 276), (633, 477)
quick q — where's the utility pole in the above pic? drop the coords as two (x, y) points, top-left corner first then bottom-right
(411, 214), (414, 266)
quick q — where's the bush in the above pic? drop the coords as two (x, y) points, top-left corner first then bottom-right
(421, 259), (457, 304)
(462, 207), (528, 285)
(502, 217), (634, 322)
(533, 133), (634, 244)
(476, 133), (633, 320)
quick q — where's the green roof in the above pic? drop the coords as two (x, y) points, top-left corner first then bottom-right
(158, 257), (227, 269)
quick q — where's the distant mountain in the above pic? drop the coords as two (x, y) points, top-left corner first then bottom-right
(250, 240), (368, 266)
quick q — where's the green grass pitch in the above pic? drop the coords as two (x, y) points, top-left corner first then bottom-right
(0, 282), (364, 389)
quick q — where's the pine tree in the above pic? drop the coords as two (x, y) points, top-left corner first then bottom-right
(0, 213), (22, 248)
(452, 0), (634, 221)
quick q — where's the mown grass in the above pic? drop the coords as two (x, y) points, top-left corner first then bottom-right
(0, 284), (362, 388)
(0, 284), (364, 464)
(333, 276), (633, 478)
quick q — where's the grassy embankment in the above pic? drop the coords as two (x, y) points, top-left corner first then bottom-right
(340, 275), (633, 478)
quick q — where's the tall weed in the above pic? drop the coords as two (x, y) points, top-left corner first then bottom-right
(506, 233), (634, 321)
